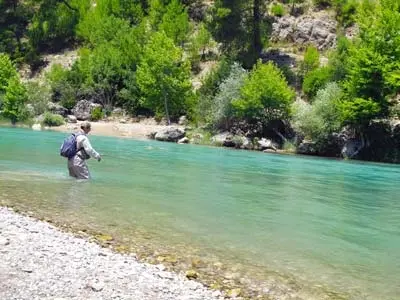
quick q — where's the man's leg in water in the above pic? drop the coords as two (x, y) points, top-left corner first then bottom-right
(68, 159), (77, 178)
(73, 156), (91, 180)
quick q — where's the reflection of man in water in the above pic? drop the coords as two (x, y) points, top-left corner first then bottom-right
(68, 122), (101, 179)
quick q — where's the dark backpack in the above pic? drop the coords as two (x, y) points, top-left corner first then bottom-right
(60, 133), (82, 159)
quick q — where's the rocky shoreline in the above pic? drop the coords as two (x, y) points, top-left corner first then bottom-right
(0, 207), (223, 300)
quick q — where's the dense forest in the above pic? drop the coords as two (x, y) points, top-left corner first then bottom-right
(0, 0), (399, 161)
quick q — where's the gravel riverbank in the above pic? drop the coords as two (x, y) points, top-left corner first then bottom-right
(0, 207), (223, 300)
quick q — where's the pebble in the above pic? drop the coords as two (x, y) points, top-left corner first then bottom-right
(0, 207), (223, 300)
(0, 236), (10, 246)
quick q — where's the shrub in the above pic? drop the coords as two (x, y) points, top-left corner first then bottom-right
(292, 83), (342, 142)
(313, 0), (333, 8)
(25, 81), (51, 116)
(233, 61), (295, 122)
(42, 112), (64, 126)
(46, 64), (78, 110)
(300, 46), (320, 77)
(389, 102), (400, 119)
(339, 97), (381, 127)
(1, 76), (28, 124)
(335, 0), (358, 27)
(195, 57), (232, 122)
(211, 62), (248, 129)
(271, 4), (285, 17)
(302, 67), (332, 99)
(0, 53), (18, 93)
(91, 106), (104, 121)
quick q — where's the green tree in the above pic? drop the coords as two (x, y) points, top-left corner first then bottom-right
(299, 45), (320, 80)
(0, 53), (18, 93)
(232, 61), (295, 122)
(341, 0), (400, 124)
(2, 76), (28, 124)
(136, 31), (192, 124)
(159, 0), (190, 45)
(210, 0), (267, 67)
(211, 62), (247, 129)
(339, 97), (381, 127)
(0, 0), (33, 62)
(302, 66), (333, 99)
(293, 83), (342, 142)
(28, 0), (90, 53)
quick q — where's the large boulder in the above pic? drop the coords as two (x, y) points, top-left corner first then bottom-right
(72, 100), (102, 121)
(297, 140), (318, 155)
(47, 102), (68, 117)
(257, 138), (277, 151)
(154, 127), (185, 142)
(341, 138), (363, 158)
(211, 132), (232, 146)
(67, 115), (77, 123)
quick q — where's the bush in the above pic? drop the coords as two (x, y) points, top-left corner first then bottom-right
(271, 4), (285, 17)
(313, 0), (333, 8)
(334, 0), (358, 27)
(389, 102), (400, 119)
(0, 53), (18, 93)
(1, 76), (28, 124)
(195, 57), (232, 122)
(46, 64), (78, 109)
(302, 67), (332, 99)
(90, 106), (104, 121)
(292, 83), (342, 142)
(299, 46), (320, 78)
(25, 81), (51, 116)
(233, 61), (295, 122)
(211, 62), (248, 129)
(42, 112), (64, 127)
(339, 97), (381, 127)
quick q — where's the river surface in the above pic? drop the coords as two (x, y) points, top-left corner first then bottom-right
(1, 127), (399, 299)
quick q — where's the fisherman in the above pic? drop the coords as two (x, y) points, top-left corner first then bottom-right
(67, 121), (101, 179)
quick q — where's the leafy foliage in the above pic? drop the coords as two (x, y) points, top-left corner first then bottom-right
(339, 97), (381, 127)
(0, 53), (18, 93)
(299, 46), (320, 79)
(211, 62), (247, 129)
(195, 57), (232, 123)
(136, 31), (192, 123)
(334, 0), (358, 27)
(209, 0), (268, 67)
(42, 111), (64, 126)
(1, 76), (28, 124)
(341, 0), (400, 125)
(159, 0), (190, 45)
(302, 67), (333, 99)
(232, 61), (295, 122)
(25, 81), (52, 115)
(271, 4), (285, 17)
(293, 83), (342, 142)
(90, 106), (104, 121)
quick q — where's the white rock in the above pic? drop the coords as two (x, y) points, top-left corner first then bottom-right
(31, 123), (41, 131)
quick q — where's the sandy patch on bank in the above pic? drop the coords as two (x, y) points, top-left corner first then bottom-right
(50, 121), (183, 140)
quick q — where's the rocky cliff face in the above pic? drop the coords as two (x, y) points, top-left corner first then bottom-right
(271, 12), (337, 50)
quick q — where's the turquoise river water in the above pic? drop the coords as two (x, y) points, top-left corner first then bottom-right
(0, 127), (399, 299)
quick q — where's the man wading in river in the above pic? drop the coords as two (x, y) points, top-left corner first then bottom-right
(60, 121), (101, 179)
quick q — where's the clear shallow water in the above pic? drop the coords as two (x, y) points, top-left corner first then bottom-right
(1, 127), (400, 299)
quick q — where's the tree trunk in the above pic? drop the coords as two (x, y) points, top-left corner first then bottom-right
(163, 90), (170, 125)
(253, 0), (262, 56)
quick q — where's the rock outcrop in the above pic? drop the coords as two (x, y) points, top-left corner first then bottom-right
(271, 13), (337, 50)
